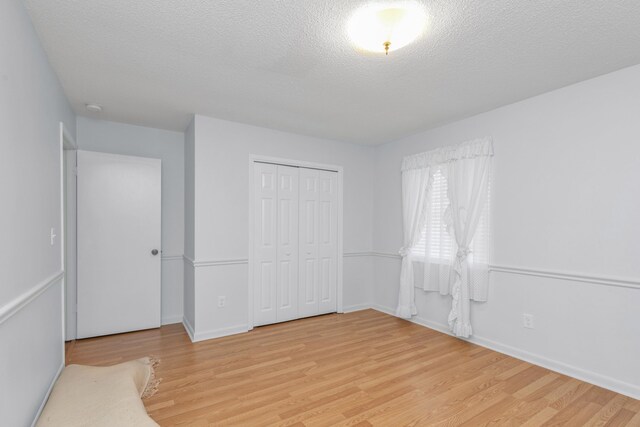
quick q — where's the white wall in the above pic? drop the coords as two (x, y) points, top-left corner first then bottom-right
(76, 117), (185, 325)
(183, 118), (196, 331)
(186, 115), (375, 339)
(372, 64), (640, 398)
(0, 0), (76, 425)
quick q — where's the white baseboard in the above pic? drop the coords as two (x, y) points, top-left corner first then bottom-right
(370, 304), (395, 315)
(367, 304), (640, 400)
(162, 315), (183, 325)
(31, 361), (64, 427)
(182, 316), (249, 343)
(182, 316), (196, 341)
(192, 324), (249, 342)
(342, 303), (373, 313)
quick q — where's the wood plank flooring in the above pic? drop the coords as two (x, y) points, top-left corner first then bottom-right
(64, 309), (640, 426)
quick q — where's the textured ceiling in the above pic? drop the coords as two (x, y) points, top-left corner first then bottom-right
(24, 0), (640, 145)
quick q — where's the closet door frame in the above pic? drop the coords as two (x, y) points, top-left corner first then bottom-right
(248, 155), (343, 330)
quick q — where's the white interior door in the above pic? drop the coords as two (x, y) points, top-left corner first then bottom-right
(276, 165), (299, 322)
(77, 151), (161, 339)
(317, 170), (338, 314)
(299, 169), (338, 317)
(253, 163), (278, 326)
(298, 168), (319, 318)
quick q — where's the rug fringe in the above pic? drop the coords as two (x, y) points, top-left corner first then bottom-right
(141, 356), (162, 399)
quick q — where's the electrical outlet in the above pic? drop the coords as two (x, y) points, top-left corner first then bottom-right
(522, 313), (534, 329)
(218, 296), (226, 308)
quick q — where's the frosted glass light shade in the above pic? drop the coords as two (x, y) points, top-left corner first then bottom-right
(347, 2), (427, 53)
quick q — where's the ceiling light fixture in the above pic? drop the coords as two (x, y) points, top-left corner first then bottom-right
(85, 104), (103, 113)
(347, 2), (427, 55)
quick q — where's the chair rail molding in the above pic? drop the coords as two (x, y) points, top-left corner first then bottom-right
(161, 254), (183, 261)
(185, 252), (382, 266)
(372, 250), (640, 290)
(0, 270), (64, 325)
(489, 264), (640, 290)
(183, 255), (249, 267)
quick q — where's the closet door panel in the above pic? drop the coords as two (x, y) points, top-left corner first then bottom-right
(298, 168), (319, 318)
(318, 171), (338, 313)
(253, 163), (278, 326)
(276, 166), (299, 322)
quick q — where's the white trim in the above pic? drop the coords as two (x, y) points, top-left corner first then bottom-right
(192, 324), (249, 342)
(371, 303), (395, 315)
(182, 316), (195, 342)
(161, 254), (183, 261)
(343, 252), (374, 258)
(248, 156), (254, 329)
(250, 155), (341, 173)
(342, 303), (373, 313)
(31, 361), (65, 427)
(59, 122), (76, 341)
(195, 258), (249, 267)
(184, 253), (370, 265)
(161, 315), (183, 325)
(0, 271), (64, 325)
(489, 264), (640, 290)
(183, 318), (249, 343)
(368, 305), (640, 400)
(248, 155), (345, 328)
(372, 252), (402, 259)
(60, 122), (77, 150)
(183, 255), (248, 267)
(369, 252), (640, 290)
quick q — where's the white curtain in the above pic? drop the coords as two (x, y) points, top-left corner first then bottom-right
(423, 166), (456, 296)
(398, 138), (493, 337)
(444, 144), (492, 337)
(396, 166), (431, 318)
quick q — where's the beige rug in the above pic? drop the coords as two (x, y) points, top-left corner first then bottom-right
(37, 357), (160, 427)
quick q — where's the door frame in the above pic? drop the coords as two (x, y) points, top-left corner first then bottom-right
(248, 155), (344, 330)
(59, 122), (77, 344)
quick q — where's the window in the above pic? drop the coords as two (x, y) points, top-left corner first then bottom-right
(411, 168), (453, 261)
(411, 167), (490, 263)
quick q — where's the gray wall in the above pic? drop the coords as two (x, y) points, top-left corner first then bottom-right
(183, 118), (196, 329)
(0, 0), (76, 425)
(372, 64), (640, 398)
(186, 115), (375, 339)
(76, 117), (185, 326)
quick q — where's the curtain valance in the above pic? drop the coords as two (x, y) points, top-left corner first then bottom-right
(401, 137), (493, 172)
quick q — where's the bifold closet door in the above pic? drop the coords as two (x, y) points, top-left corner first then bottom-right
(275, 165), (299, 322)
(253, 163), (299, 326)
(299, 168), (338, 318)
(253, 163), (278, 326)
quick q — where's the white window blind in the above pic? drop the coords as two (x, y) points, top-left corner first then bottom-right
(411, 168), (452, 260)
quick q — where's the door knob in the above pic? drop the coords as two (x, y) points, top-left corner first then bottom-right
(151, 249), (159, 256)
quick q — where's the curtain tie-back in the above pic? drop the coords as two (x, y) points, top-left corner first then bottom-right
(398, 247), (411, 257)
(456, 247), (471, 260)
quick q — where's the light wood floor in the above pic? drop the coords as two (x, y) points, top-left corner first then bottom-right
(65, 309), (640, 426)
